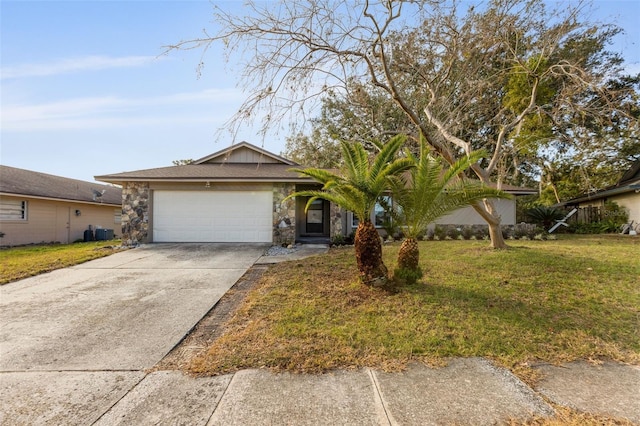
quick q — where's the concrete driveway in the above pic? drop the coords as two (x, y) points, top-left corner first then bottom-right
(0, 243), (266, 424)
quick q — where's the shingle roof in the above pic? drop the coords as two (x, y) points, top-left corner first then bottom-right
(96, 163), (313, 184)
(491, 183), (537, 195)
(563, 159), (640, 204)
(619, 159), (640, 186)
(1, 165), (121, 205)
(96, 163), (535, 194)
(95, 142), (536, 194)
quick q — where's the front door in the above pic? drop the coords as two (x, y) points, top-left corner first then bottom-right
(305, 199), (325, 235)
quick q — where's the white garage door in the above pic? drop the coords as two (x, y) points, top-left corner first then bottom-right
(153, 190), (273, 243)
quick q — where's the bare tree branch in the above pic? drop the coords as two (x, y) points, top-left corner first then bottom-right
(165, 0), (638, 248)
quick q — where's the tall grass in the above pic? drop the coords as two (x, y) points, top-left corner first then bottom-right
(0, 241), (122, 284)
(190, 236), (639, 375)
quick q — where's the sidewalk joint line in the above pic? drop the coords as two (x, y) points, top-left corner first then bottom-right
(367, 368), (394, 426)
(90, 372), (148, 426)
(206, 371), (237, 423)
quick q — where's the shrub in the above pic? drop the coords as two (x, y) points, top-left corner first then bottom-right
(603, 202), (629, 229)
(393, 266), (423, 285)
(526, 206), (566, 229)
(568, 202), (629, 234)
(380, 217), (398, 241)
(425, 228), (435, 240)
(445, 226), (460, 240)
(460, 226), (474, 240)
(474, 226), (488, 240)
(502, 226), (513, 240)
(433, 225), (446, 240)
(569, 222), (598, 234)
(331, 234), (346, 246)
(513, 223), (539, 239)
(599, 219), (620, 233)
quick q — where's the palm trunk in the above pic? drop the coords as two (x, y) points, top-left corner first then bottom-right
(397, 237), (419, 271)
(395, 237), (423, 284)
(354, 220), (388, 286)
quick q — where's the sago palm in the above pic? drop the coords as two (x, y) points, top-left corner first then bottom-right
(525, 206), (565, 229)
(287, 135), (414, 286)
(391, 142), (511, 284)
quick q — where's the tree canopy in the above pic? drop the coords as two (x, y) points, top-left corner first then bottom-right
(168, 0), (639, 246)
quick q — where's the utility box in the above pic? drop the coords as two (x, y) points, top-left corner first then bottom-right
(95, 229), (114, 241)
(83, 229), (94, 242)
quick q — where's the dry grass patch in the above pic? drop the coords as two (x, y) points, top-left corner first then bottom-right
(189, 236), (640, 376)
(0, 241), (124, 284)
(508, 406), (636, 425)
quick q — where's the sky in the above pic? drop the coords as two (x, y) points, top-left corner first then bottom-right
(1, 0), (639, 184)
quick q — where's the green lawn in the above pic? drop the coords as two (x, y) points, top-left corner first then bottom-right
(189, 235), (640, 378)
(0, 241), (123, 284)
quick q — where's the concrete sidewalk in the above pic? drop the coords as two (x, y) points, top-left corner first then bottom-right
(2, 359), (638, 425)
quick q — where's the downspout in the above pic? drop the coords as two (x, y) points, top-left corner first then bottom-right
(67, 206), (71, 244)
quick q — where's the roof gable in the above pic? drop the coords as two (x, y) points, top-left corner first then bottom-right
(562, 159), (640, 204)
(0, 165), (121, 205)
(619, 159), (640, 186)
(194, 141), (297, 166)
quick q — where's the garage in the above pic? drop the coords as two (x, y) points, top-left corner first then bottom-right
(152, 190), (273, 243)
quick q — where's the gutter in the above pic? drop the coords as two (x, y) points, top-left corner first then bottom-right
(0, 192), (121, 207)
(94, 177), (318, 185)
(564, 185), (639, 205)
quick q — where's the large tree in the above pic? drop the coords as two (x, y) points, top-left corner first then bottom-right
(168, 0), (639, 247)
(283, 85), (417, 167)
(283, 129), (342, 168)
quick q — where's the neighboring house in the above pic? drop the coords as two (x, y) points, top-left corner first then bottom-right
(563, 159), (640, 224)
(96, 142), (535, 246)
(0, 166), (122, 246)
(347, 184), (536, 237)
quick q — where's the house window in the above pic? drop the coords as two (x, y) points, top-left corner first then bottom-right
(0, 199), (27, 221)
(374, 196), (392, 228)
(305, 198), (324, 234)
(351, 212), (359, 228)
(114, 209), (122, 224)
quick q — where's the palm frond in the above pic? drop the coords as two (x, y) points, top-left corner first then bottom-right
(287, 137), (410, 222)
(290, 167), (342, 186)
(392, 142), (511, 238)
(369, 135), (406, 185)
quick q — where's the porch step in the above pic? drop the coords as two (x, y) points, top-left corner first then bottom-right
(295, 237), (331, 245)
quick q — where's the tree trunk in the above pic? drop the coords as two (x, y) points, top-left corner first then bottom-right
(471, 200), (509, 249)
(397, 237), (419, 271)
(487, 222), (507, 249)
(354, 221), (388, 286)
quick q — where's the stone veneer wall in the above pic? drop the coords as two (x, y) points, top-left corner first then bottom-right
(329, 203), (343, 239)
(121, 182), (150, 246)
(273, 183), (296, 245)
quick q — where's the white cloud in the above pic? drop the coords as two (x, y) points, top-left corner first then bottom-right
(0, 89), (246, 131)
(1, 55), (160, 80)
